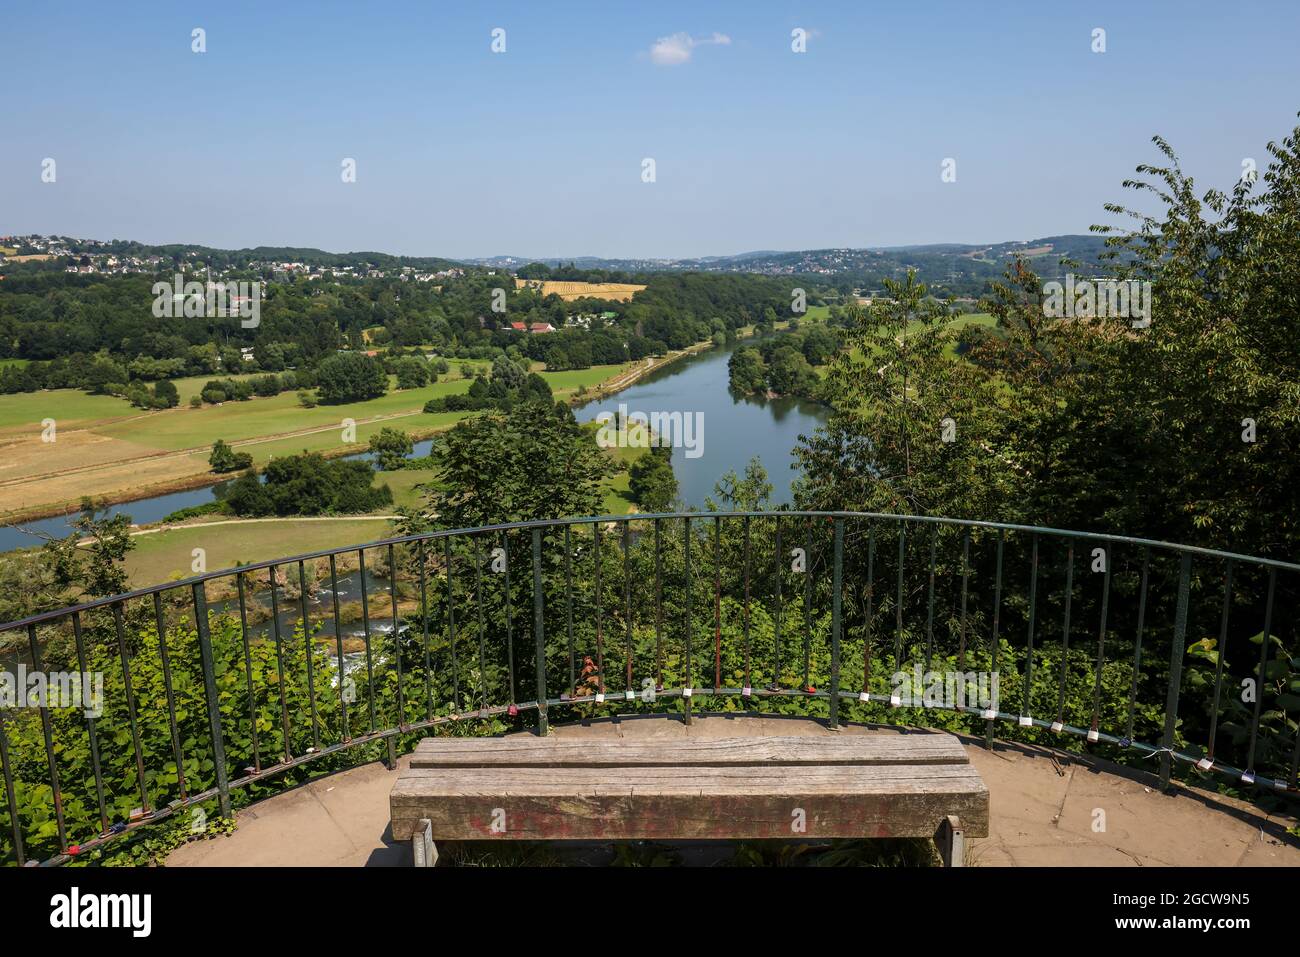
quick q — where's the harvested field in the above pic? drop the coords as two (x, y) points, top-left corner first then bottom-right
(513, 278), (646, 302)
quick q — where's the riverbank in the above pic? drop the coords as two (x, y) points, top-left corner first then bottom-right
(573, 329), (827, 508)
(569, 322), (789, 409)
(2, 329), (770, 560)
(570, 339), (716, 405)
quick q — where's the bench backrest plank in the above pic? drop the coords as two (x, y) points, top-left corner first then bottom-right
(408, 734), (969, 768)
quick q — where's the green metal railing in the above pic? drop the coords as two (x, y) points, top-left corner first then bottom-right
(1, 511), (1297, 866)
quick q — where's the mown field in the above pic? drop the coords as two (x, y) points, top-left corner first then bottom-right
(122, 517), (398, 585)
(111, 417), (650, 583)
(512, 278), (646, 302)
(0, 362), (629, 521)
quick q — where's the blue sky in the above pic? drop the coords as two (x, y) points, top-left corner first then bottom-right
(2, 0), (1297, 259)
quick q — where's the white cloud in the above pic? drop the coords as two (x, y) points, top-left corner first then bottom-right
(648, 31), (731, 66)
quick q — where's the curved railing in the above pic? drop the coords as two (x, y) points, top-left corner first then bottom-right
(1, 511), (1297, 865)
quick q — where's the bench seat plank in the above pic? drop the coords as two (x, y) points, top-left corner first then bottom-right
(408, 734), (969, 768)
(391, 763), (989, 841)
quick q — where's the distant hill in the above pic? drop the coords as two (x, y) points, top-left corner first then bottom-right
(60, 238), (462, 272)
(6, 232), (1114, 297)
(462, 235), (1114, 296)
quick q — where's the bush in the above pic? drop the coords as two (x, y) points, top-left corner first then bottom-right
(209, 439), (253, 474)
(153, 379), (180, 408)
(394, 357), (429, 390)
(369, 427), (414, 470)
(225, 452), (392, 516)
(316, 352), (387, 404)
(161, 501), (225, 523)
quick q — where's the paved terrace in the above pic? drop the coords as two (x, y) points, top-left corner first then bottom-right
(168, 714), (1300, 867)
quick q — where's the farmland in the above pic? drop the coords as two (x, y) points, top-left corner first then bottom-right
(121, 516), (397, 585)
(113, 427), (647, 584)
(512, 278), (646, 301)
(0, 362), (629, 522)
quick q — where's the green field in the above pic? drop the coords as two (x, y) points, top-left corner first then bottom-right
(123, 518), (398, 585)
(80, 364), (626, 456)
(376, 466), (435, 510)
(0, 388), (135, 430)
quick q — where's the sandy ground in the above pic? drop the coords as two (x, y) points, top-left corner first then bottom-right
(168, 713), (1300, 867)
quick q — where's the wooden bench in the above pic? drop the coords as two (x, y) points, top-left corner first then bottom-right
(390, 733), (989, 867)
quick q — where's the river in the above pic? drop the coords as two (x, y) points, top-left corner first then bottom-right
(0, 339), (829, 553)
(572, 339), (828, 508)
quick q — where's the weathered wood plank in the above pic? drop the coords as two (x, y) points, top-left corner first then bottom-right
(408, 734), (969, 768)
(390, 764), (989, 841)
(393, 763), (984, 794)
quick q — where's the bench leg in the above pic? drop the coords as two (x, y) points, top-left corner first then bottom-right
(935, 814), (964, 868)
(412, 818), (439, 867)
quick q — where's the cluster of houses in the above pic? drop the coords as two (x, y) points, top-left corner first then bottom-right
(0, 235), (168, 274)
(0, 236), (468, 287)
(508, 321), (556, 334)
(256, 261), (465, 283)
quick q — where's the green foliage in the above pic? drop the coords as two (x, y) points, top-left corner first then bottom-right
(1184, 630), (1299, 773)
(224, 452), (393, 516)
(160, 501), (225, 523)
(316, 352), (387, 404)
(368, 427), (413, 471)
(728, 347), (767, 395)
(400, 402), (611, 531)
(41, 503), (135, 601)
(628, 447), (677, 512)
(208, 438), (252, 474)
(393, 357), (430, 390)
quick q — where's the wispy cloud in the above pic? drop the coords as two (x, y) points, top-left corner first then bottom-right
(647, 31), (731, 66)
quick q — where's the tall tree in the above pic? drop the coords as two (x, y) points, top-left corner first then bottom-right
(398, 402), (611, 531)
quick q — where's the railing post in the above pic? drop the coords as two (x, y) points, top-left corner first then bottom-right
(1159, 554), (1192, 790)
(984, 528), (1005, 749)
(683, 516), (693, 725)
(192, 581), (232, 818)
(27, 624), (67, 852)
(532, 527), (548, 736)
(829, 518), (843, 729)
(0, 714), (23, 865)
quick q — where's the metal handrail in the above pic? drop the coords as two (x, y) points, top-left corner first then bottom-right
(4, 511), (1297, 634)
(1, 510), (1296, 867)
